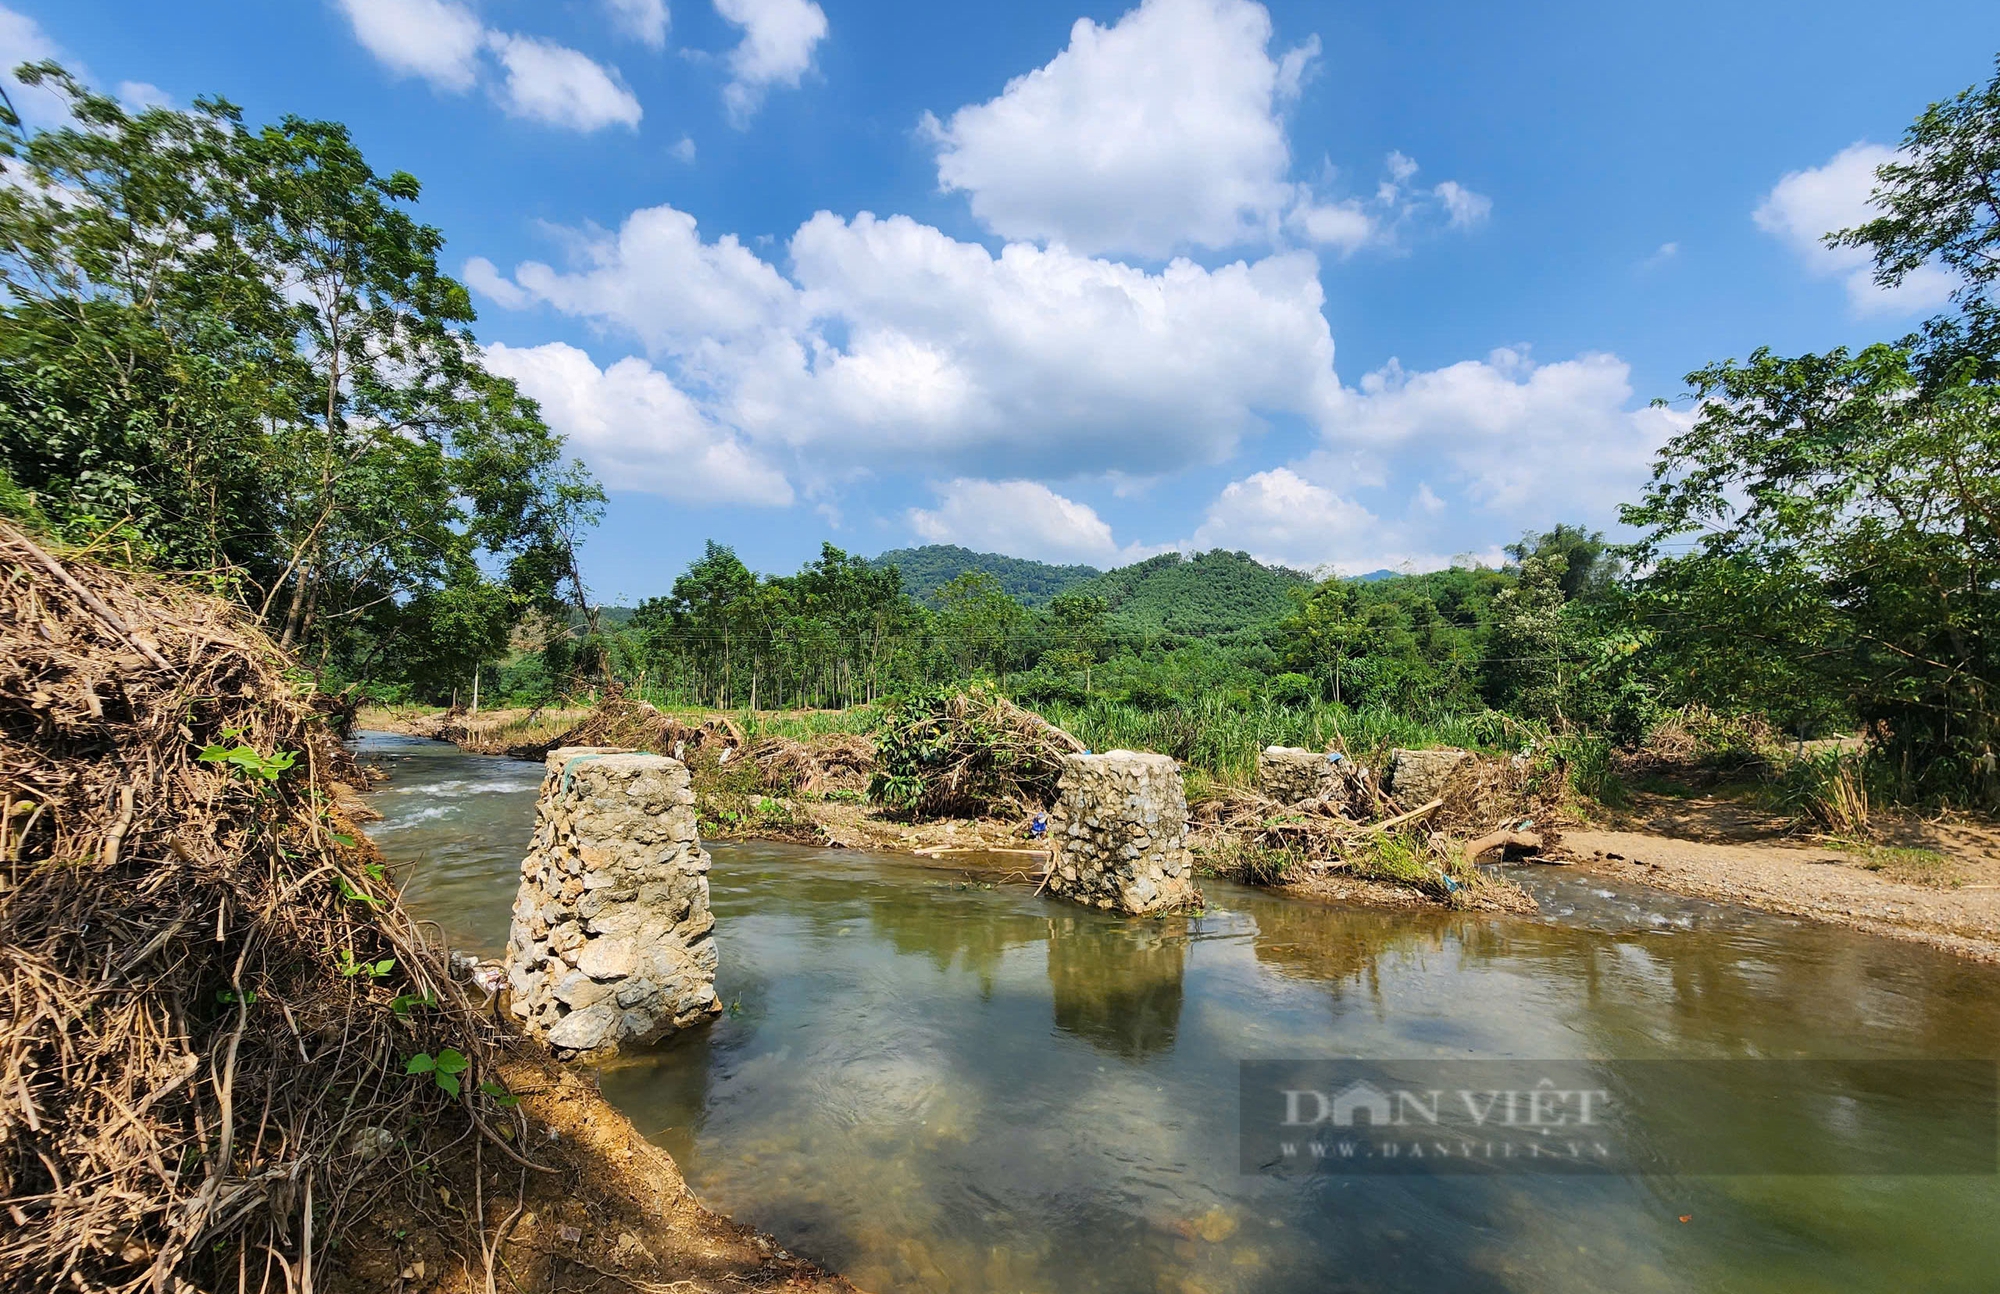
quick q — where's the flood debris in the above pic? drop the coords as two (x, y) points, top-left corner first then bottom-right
(1191, 742), (1553, 908)
(750, 732), (875, 795)
(869, 684), (1086, 819)
(504, 748), (721, 1061)
(502, 694), (745, 764)
(0, 521), (525, 1290)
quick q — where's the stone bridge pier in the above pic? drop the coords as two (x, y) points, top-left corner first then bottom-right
(1045, 751), (1201, 915)
(504, 747), (721, 1061)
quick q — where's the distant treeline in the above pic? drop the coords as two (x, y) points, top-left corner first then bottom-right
(502, 525), (1641, 741)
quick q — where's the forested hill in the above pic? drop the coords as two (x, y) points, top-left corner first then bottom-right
(869, 545), (1101, 606)
(1071, 550), (1312, 637)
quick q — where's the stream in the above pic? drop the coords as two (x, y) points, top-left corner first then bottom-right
(356, 731), (2000, 1294)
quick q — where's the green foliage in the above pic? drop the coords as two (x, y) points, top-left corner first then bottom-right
(1070, 549), (1311, 637)
(1036, 693), (1539, 783)
(477, 1078), (518, 1107)
(868, 683), (1071, 818)
(1550, 733), (1624, 806)
(1276, 565), (1497, 712)
(630, 541), (927, 709)
(869, 544), (1101, 606)
(404, 1048), (469, 1098)
(1624, 344), (2000, 799)
(334, 949), (394, 978)
(1831, 54), (2000, 382)
(196, 729), (297, 782)
(0, 67), (602, 701)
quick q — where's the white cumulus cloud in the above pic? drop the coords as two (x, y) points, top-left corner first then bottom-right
(909, 479), (1129, 566)
(925, 0), (1304, 256)
(333, 0), (641, 132)
(921, 0), (1484, 259)
(484, 341), (793, 505)
(603, 0), (670, 48)
(1327, 347), (1682, 516)
(334, 0), (485, 92)
(471, 201), (1344, 481)
(714, 0), (827, 122)
(1181, 348), (1691, 572)
(486, 32), (642, 131)
(1188, 467), (1375, 569)
(0, 3), (78, 126)
(1755, 142), (1955, 315)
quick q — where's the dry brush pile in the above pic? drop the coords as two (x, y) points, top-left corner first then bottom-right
(748, 733), (874, 797)
(1188, 750), (1555, 905)
(0, 523), (541, 1293)
(499, 695), (746, 765)
(867, 685), (1086, 820)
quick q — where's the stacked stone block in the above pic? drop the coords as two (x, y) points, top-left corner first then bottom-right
(1257, 746), (1340, 805)
(504, 747), (720, 1060)
(1386, 747), (1473, 803)
(1046, 751), (1200, 915)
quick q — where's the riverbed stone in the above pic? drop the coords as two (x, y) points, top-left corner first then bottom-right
(504, 748), (722, 1061)
(1045, 751), (1200, 915)
(1386, 747), (1473, 803)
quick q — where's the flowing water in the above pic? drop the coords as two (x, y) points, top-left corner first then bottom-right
(357, 732), (2000, 1294)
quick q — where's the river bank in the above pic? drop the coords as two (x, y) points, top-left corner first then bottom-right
(0, 525), (859, 1294)
(366, 703), (2000, 962)
(357, 704), (1537, 912)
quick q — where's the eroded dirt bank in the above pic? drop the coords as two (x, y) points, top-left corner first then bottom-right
(0, 527), (859, 1294)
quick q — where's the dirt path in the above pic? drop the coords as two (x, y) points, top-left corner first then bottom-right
(1558, 828), (2000, 962)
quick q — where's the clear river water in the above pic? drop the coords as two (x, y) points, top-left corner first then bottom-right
(356, 731), (2000, 1294)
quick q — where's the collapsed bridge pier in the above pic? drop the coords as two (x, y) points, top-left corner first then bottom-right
(1045, 750), (1201, 915)
(504, 747), (721, 1061)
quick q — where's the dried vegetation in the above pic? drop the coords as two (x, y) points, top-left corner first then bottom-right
(0, 525), (840, 1294)
(868, 685), (1086, 820)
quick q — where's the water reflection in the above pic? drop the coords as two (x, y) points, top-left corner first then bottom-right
(1047, 914), (1188, 1057)
(364, 735), (2000, 1294)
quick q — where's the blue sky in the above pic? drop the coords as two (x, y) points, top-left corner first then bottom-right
(7, 0), (1998, 600)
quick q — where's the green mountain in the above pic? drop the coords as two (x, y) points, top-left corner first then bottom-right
(869, 544), (1101, 607)
(1071, 549), (1312, 637)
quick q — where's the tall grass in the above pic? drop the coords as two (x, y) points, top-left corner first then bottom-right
(1035, 695), (1543, 784)
(1766, 749), (1872, 834)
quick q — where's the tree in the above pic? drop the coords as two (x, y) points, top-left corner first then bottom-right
(935, 571), (1026, 681)
(0, 67), (602, 698)
(1045, 591), (1109, 693)
(1506, 524), (1621, 602)
(1620, 55), (2000, 798)
(1833, 54), (2000, 383)
(1625, 346), (2000, 787)
(1487, 551), (1570, 723)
